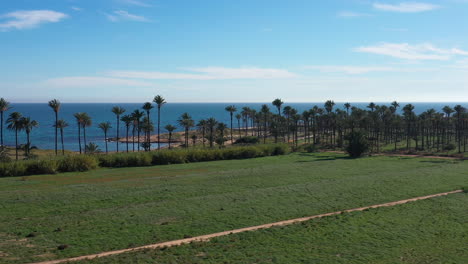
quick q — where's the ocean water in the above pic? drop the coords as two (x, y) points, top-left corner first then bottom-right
(2, 102), (467, 152)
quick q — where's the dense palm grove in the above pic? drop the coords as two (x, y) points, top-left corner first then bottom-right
(0, 97), (467, 161)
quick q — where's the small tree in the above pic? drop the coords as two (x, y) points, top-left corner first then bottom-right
(345, 131), (369, 158)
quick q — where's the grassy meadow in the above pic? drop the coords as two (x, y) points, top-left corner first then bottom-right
(1, 152), (467, 263)
(77, 193), (468, 264)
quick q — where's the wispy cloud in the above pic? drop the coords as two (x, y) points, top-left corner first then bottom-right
(337, 11), (372, 18)
(355, 43), (468, 60)
(373, 2), (440, 13)
(0, 10), (68, 31)
(106, 10), (151, 22)
(304, 65), (434, 74)
(71, 7), (83, 12)
(107, 67), (298, 80)
(44, 77), (153, 88)
(119, 0), (153, 7)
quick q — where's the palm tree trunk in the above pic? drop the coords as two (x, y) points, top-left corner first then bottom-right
(15, 128), (18, 160)
(126, 125), (129, 153)
(168, 132), (172, 149)
(230, 113), (233, 143)
(132, 126), (135, 152)
(60, 128), (65, 155)
(26, 131), (30, 156)
(116, 116), (120, 153)
(83, 126), (87, 153)
(158, 107), (161, 150)
(54, 112), (58, 155)
(137, 121), (140, 151)
(78, 124), (82, 154)
(147, 111), (151, 151)
(105, 131), (108, 154)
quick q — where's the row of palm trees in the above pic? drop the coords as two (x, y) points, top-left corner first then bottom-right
(227, 99), (468, 154)
(1, 97), (467, 159)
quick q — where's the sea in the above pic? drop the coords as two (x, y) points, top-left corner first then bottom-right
(2, 102), (467, 152)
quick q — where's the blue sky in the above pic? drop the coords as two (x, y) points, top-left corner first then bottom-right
(1, 0), (468, 102)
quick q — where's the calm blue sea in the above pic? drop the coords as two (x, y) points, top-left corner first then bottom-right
(2, 102), (467, 152)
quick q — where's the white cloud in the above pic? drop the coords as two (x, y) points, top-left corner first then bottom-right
(355, 43), (468, 60)
(44, 77), (153, 88)
(119, 0), (153, 7)
(106, 10), (150, 22)
(0, 10), (68, 31)
(337, 11), (372, 18)
(107, 67), (298, 80)
(373, 2), (440, 13)
(304, 66), (407, 74)
(71, 7), (83, 12)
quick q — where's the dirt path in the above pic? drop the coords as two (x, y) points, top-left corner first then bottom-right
(29, 190), (463, 264)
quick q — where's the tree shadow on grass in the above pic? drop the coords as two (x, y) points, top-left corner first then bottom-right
(419, 160), (459, 164)
(296, 155), (352, 163)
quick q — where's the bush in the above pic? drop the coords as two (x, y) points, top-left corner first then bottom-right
(303, 144), (317, 153)
(234, 136), (260, 145)
(58, 155), (99, 172)
(345, 131), (369, 158)
(151, 150), (187, 165)
(0, 162), (27, 177)
(99, 152), (152, 168)
(26, 160), (58, 175)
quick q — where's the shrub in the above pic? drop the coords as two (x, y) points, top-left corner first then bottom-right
(58, 155), (99, 172)
(99, 153), (152, 168)
(0, 162), (27, 177)
(303, 144), (317, 153)
(151, 150), (187, 165)
(26, 160), (58, 175)
(234, 136), (260, 145)
(345, 131), (369, 158)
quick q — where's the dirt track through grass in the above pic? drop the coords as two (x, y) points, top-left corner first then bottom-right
(29, 190), (463, 264)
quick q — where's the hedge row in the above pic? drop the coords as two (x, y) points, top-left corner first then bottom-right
(0, 144), (290, 177)
(0, 155), (99, 177)
(98, 144), (290, 167)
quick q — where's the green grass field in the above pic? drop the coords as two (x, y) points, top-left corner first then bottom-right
(1, 152), (467, 263)
(77, 193), (468, 264)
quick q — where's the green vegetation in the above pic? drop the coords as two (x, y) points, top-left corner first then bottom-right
(0, 152), (467, 263)
(77, 193), (468, 264)
(0, 144), (289, 177)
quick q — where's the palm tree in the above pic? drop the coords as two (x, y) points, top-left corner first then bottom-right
(0, 98), (11, 148)
(454, 105), (466, 153)
(81, 113), (92, 153)
(164, 124), (176, 149)
(142, 102), (154, 150)
(121, 115), (132, 153)
(260, 104), (270, 143)
(55, 119), (68, 155)
(197, 119), (207, 147)
(85, 143), (101, 154)
(178, 113), (194, 148)
(216, 123), (228, 147)
(225, 105), (237, 143)
(48, 99), (61, 155)
(131, 110), (144, 151)
(344, 103), (351, 116)
(153, 95), (166, 150)
(367, 102), (376, 112)
(206, 117), (218, 148)
(98, 122), (112, 154)
(111, 106), (126, 153)
(6, 112), (22, 160)
(20, 117), (39, 157)
(235, 113), (242, 140)
(272, 98), (284, 116)
(73, 112), (85, 154)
